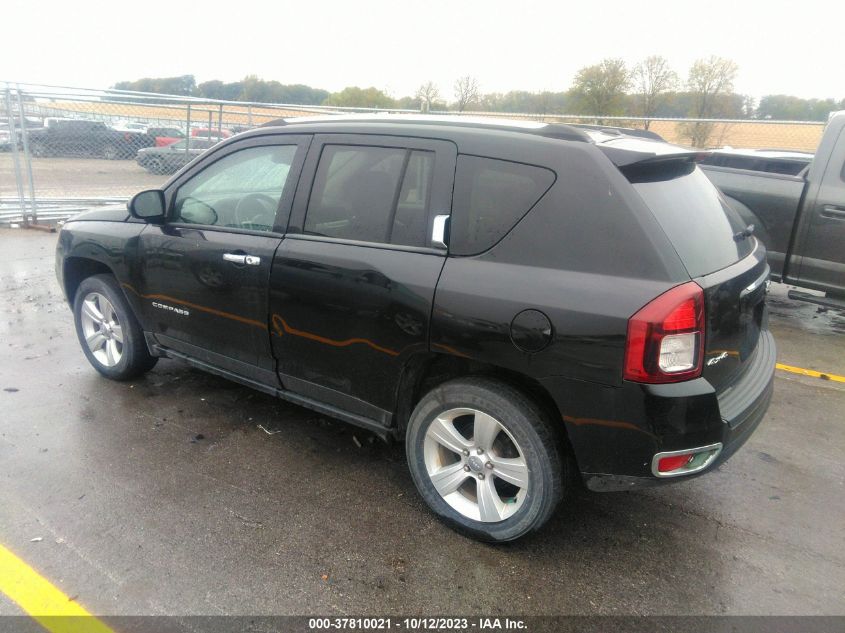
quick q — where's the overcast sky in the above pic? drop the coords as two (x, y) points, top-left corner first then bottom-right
(2, 0), (842, 101)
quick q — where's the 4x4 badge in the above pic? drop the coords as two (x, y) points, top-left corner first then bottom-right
(707, 352), (730, 366)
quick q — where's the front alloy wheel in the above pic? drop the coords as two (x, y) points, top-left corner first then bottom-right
(79, 292), (123, 367)
(73, 274), (157, 380)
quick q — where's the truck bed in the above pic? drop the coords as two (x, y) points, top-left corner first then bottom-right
(701, 165), (805, 279)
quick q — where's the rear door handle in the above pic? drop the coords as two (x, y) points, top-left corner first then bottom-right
(223, 253), (261, 266)
(431, 214), (450, 249)
(821, 205), (845, 220)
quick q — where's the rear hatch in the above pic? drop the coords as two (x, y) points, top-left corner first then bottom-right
(616, 150), (768, 392)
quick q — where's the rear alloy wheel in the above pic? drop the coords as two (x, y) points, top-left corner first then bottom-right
(424, 407), (529, 522)
(73, 274), (157, 380)
(102, 144), (118, 160)
(406, 377), (566, 542)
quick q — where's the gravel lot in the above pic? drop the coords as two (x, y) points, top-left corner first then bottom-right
(0, 228), (843, 620)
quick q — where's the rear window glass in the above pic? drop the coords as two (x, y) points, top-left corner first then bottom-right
(632, 165), (754, 277)
(450, 155), (555, 256)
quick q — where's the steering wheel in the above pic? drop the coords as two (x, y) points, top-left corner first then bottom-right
(234, 193), (278, 230)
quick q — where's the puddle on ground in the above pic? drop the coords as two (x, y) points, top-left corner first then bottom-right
(767, 284), (845, 336)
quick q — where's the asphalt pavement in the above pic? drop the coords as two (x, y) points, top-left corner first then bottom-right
(0, 228), (843, 618)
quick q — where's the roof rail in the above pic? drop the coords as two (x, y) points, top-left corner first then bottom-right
(529, 124), (591, 142)
(569, 124), (665, 142)
(258, 114), (592, 142)
(260, 118), (288, 128)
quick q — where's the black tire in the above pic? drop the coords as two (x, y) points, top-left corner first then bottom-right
(406, 377), (567, 542)
(73, 274), (157, 381)
(147, 156), (164, 175)
(30, 141), (48, 157)
(102, 144), (119, 160)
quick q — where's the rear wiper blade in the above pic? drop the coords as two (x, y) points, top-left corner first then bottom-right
(734, 224), (755, 241)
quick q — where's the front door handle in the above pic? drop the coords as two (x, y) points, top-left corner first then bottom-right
(821, 205), (845, 220)
(223, 253), (261, 266)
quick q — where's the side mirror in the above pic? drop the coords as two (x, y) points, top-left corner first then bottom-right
(128, 189), (165, 222)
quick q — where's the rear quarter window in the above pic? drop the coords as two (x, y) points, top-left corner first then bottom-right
(631, 164), (754, 277)
(449, 155), (555, 256)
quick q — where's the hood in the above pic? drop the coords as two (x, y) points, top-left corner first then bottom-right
(70, 205), (131, 223)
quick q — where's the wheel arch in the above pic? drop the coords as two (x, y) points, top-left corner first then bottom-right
(63, 257), (115, 305)
(393, 352), (567, 446)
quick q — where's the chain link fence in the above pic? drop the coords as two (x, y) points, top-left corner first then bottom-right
(1, 82), (827, 226)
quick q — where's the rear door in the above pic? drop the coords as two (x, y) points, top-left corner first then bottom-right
(131, 134), (309, 384)
(269, 134), (456, 423)
(791, 122), (845, 295)
(631, 163), (767, 391)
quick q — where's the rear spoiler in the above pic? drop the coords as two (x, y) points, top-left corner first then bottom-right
(608, 150), (713, 182)
(599, 145), (712, 168)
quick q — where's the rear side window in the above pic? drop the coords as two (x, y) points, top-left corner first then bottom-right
(632, 164), (754, 277)
(305, 145), (435, 247)
(449, 155), (555, 256)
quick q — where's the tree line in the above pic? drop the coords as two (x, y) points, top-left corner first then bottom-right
(112, 56), (843, 124)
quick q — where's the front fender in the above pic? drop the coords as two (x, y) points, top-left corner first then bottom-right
(58, 221), (147, 321)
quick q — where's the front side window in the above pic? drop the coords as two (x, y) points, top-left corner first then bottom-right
(304, 145), (435, 247)
(173, 144), (297, 232)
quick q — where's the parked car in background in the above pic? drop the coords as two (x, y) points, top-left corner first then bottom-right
(144, 126), (186, 147)
(113, 120), (149, 132)
(57, 115), (775, 542)
(701, 111), (845, 301)
(27, 118), (153, 159)
(700, 148), (813, 176)
(190, 127), (232, 141)
(136, 137), (217, 174)
(0, 117), (43, 151)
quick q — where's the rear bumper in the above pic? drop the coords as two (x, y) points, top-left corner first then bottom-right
(542, 329), (776, 492)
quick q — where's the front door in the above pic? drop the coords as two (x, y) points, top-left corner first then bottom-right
(792, 123), (845, 295)
(130, 135), (309, 383)
(269, 134), (456, 424)
(795, 121), (845, 294)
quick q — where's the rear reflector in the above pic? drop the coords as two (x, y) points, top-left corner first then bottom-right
(651, 443), (723, 478)
(657, 454), (694, 473)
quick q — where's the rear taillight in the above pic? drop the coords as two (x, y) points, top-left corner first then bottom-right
(624, 281), (705, 383)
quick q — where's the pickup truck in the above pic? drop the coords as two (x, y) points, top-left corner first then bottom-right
(27, 118), (153, 160)
(701, 111), (845, 302)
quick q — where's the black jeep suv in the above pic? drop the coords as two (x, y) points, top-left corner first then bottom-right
(56, 115), (775, 542)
